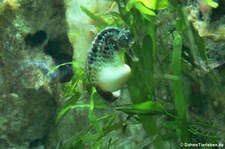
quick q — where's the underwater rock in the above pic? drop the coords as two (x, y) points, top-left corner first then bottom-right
(185, 2), (225, 70)
(44, 34), (74, 83)
(0, 0), (73, 148)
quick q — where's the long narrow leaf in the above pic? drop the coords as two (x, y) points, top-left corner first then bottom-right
(80, 6), (108, 27)
(116, 100), (165, 115)
(56, 104), (89, 125)
(172, 32), (185, 116)
(172, 31), (189, 142)
(204, 0), (218, 8)
(88, 88), (103, 135)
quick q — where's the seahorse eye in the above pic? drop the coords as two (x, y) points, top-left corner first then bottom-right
(117, 32), (132, 48)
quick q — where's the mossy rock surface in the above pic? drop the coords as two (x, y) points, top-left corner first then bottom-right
(0, 0), (73, 148)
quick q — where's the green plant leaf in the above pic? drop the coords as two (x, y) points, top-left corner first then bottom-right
(55, 105), (72, 125)
(47, 62), (73, 77)
(126, 0), (156, 16)
(62, 129), (89, 149)
(101, 121), (124, 139)
(191, 26), (208, 61)
(97, 114), (115, 122)
(172, 31), (189, 142)
(80, 6), (108, 27)
(116, 100), (165, 115)
(204, 0), (218, 8)
(68, 32), (80, 38)
(135, 2), (156, 16)
(88, 88), (103, 135)
(140, 0), (169, 10)
(126, 0), (169, 11)
(171, 31), (186, 117)
(126, 0), (139, 11)
(163, 121), (180, 129)
(82, 133), (99, 143)
(56, 104), (89, 125)
(63, 92), (81, 107)
(172, 32), (182, 76)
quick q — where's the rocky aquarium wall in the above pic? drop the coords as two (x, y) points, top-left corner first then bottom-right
(0, 0), (73, 148)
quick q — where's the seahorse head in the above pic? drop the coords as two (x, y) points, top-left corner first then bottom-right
(115, 29), (139, 62)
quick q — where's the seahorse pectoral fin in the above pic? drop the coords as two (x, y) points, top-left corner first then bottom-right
(126, 48), (139, 62)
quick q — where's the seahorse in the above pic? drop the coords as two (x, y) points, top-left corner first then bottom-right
(86, 27), (138, 102)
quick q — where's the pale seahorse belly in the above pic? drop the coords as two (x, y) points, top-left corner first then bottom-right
(96, 64), (131, 92)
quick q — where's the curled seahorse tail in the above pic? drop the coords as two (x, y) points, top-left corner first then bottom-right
(95, 87), (118, 102)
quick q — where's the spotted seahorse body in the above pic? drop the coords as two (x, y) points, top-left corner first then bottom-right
(86, 27), (136, 102)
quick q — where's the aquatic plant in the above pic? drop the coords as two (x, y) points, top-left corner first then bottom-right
(56, 0), (225, 148)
